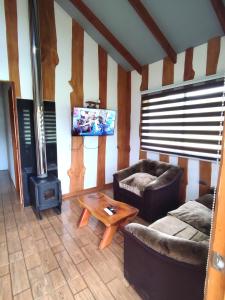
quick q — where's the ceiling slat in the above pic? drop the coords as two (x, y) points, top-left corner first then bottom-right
(128, 0), (177, 64)
(69, 0), (142, 73)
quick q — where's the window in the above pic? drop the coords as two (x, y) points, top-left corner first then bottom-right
(141, 77), (225, 161)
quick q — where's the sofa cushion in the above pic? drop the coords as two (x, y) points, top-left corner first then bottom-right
(119, 172), (157, 196)
(168, 201), (211, 236)
(149, 216), (209, 242)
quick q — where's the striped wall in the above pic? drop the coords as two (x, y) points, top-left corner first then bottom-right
(130, 36), (225, 202)
(0, 0), (131, 196)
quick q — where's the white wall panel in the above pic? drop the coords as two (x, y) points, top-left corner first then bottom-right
(148, 60), (163, 90)
(3, 85), (15, 185)
(54, 2), (72, 194)
(211, 162), (220, 189)
(147, 151), (159, 161)
(186, 158), (199, 201)
(0, 87), (8, 170)
(129, 70), (141, 166)
(0, 0), (9, 80)
(192, 43), (207, 80)
(17, 0), (33, 99)
(105, 56), (118, 184)
(169, 155), (178, 166)
(217, 36), (225, 76)
(83, 32), (99, 189)
(174, 51), (185, 85)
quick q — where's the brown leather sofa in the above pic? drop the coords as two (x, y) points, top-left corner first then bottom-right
(113, 159), (183, 222)
(123, 194), (213, 300)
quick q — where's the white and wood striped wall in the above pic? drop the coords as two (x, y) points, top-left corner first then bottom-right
(130, 36), (225, 202)
(0, 0), (131, 197)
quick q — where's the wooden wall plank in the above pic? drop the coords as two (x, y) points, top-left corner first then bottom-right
(139, 65), (148, 160)
(97, 46), (107, 188)
(117, 66), (131, 170)
(159, 57), (174, 163)
(178, 48), (195, 203)
(199, 37), (221, 196)
(206, 37), (221, 76)
(39, 0), (59, 101)
(183, 47), (195, 81)
(68, 21), (85, 193)
(4, 0), (21, 97)
(162, 56), (174, 86)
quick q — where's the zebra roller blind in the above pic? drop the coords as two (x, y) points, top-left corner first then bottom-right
(141, 77), (225, 161)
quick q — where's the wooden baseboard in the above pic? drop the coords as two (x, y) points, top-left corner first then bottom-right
(62, 183), (113, 200)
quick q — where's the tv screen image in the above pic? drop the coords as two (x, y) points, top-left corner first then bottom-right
(72, 107), (116, 136)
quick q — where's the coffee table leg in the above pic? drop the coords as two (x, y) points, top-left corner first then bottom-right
(78, 208), (91, 228)
(99, 225), (118, 250)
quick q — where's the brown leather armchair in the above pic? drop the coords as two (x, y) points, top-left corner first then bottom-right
(113, 159), (183, 222)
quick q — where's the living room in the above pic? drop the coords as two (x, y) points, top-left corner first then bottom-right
(0, 0), (225, 299)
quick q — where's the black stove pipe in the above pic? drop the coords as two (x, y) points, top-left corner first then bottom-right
(29, 0), (47, 178)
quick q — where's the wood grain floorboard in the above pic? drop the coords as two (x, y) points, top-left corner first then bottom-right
(0, 171), (143, 300)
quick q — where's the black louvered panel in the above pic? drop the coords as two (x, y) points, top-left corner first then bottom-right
(17, 100), (36, 170)
(17, 99), (58, 206)
(43, 101), (57, 170)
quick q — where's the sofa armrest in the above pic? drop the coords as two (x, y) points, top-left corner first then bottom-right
(113, 160), (144, 182)
(145, 167), (182, 191)
(124, 223), (208, 266)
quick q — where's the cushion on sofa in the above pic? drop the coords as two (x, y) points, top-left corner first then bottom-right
(119, 172), (157, 196)
(168, 201), (211, 235)
(125, 223), (209, 266)
(149, 215), (209, 242)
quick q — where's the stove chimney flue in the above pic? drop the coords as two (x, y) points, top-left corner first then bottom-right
(29, 0), (47, 178)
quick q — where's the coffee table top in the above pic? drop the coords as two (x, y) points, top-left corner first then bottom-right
(78, 193), (139, 227)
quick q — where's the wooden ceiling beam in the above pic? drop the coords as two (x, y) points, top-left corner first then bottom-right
(211, 0), (225, 34)
(69, 0), (142, 74)
(128, 0), (177, 63)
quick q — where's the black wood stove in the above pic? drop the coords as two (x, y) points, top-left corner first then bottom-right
(30, 175), (61, 219)
(28, 0), (61, 219)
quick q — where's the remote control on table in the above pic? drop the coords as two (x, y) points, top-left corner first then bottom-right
(104, 207), (113, 216)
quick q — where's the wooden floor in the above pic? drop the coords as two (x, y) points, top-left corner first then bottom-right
(0, 171), (143, 300)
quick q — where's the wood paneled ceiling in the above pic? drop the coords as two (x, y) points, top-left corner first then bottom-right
(56, 0), (224, 72)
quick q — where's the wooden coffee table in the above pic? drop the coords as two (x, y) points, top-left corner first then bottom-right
(78, 193), (139, 249)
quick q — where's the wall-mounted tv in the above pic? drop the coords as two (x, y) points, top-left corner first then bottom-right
(72, 107), (116, 136)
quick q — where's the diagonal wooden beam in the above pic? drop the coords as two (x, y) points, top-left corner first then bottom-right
(128, 0), (177, 63)
(69, 0), (142, 74)
(211, 0), (225, 34)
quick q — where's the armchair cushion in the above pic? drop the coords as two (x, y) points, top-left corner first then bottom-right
(119, 172), (157, 196)
(168, 201), (211, 235)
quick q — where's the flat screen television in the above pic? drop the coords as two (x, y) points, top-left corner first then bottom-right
(72, 107), (116, 136)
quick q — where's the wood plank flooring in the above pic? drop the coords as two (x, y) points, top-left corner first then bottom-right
(0, 171), (142, 300)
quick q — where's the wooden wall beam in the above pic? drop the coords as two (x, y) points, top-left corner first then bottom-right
(4, 0), (21, 97)
(128, 0), (177, 63)
(211, 0), (225, 34)
(178, 48), (196, 203)
(69, 0), (142, 74)
(97, 46), (107, 188)
(117, 66), (131, 170)
(139, 65), (148, 160)
(206, 36), (221, 76)
(39, 0), (59, 101)
(68, 21), (85, 193)
(183, 47), (195, 81)
(159, 56), (174, 163)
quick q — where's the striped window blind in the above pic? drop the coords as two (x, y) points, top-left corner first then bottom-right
(141, 77), (225, 161)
